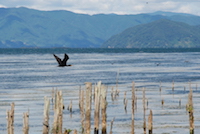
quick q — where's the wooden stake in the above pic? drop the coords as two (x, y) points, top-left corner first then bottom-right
(161, 98), (164, 109)
(109, 117), (115, 134)
(52, 90), (63, 134)
(123, 91), (126, 104)
(23, 111), (29, 134)
(143, 88), (146, 134)
(187, 89), (194, 134)
(68, 100), (73, 113)
(85, 82), (92, 134)
(6, 102), (15, 134)
(131, 82), (135, 134)
(111, 87), (114, 101)
(80, 89), (85, 133)
(79, 86), (81, 110)
(101, 85), (107, 134)
(172, 80), (174, 91)
(94, 82), (101, 134)
(148, 110), (153, 134)
(43, 96), (50, 134)
(124, 91), (128, 113)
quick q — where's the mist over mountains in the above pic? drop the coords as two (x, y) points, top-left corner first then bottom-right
(0, 7), (200, 48)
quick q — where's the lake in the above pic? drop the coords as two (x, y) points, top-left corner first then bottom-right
(0, 48), (200, 134)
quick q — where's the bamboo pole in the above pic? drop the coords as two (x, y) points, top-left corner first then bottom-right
(85, 82), (92, 134)
(109, 117), (115, 134)
(123, 91), (127, 104)
(6, 102), (15, 134)
(43, 96), (50, 134)
(111, 87), (114, 101)
(68, 100), (72, 113)
(143, 88), (146, 134)
(161, 98), (164, 108)
(94, 82), (101, 134)
(80, 89), (85, 133)
(23, 111), (29, 134)
(187, 89), (194, 134)
(59, 91), (63, 134)
(131, 82), (135, 134)
(53, 90), (63, 134)
(101, 84), (107, 134)
(124, 91), (128, 113)
(148, 110), (153, 134)
(79, 86), (81, 110)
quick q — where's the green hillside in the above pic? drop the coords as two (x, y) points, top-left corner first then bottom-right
(102, 19), (200, 48)
(0, 7), (200, 48)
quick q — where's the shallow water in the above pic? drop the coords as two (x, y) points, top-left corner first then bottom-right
(0, 48), (200, 133)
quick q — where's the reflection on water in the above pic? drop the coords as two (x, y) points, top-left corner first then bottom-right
(0, 49), (200, 133)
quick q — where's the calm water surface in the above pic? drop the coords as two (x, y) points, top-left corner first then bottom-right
(1, 48), (200, 134)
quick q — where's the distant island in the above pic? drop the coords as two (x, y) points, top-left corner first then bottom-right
(102, 19), (200, 48)
(0, 7), (200, 48)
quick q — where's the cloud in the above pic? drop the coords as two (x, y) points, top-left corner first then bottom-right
(0, 0), (199, 16)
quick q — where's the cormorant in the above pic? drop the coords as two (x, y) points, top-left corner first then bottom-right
(53, 53), (72, 67)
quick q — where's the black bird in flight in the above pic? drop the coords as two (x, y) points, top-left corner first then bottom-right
(53, 53), (72, 67)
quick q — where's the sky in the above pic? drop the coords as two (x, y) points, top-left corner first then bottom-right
(0, 0), (200, 16)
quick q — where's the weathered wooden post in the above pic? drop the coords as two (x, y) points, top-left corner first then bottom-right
(23, 111), (29, 134)
(43, 96), (50, 134)
(131, 82), (135, 134)
(85, 82), (92, 134)
(124, 91), (128, 113)
(109, 117), (115, 134)
(79, 87), (81, 109)
(148, 110), (153, 134)
(80, 89), (85, 133)
(187, 89), (194, 134)
(111, 87), (115, 101)
(52, 90), (63, 134)
(161, 98), (164, 108)
(123, 91), (127, 104)
(94, 82), (101, 134)
(6, 102), (15, 134)
(143, 88), (146, 134)
(68, 100), (73, 113)
(101, 84), (107, 134)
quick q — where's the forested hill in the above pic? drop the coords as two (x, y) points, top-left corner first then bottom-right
(0, 7), (200, 48)
(102, 19), (200, 48)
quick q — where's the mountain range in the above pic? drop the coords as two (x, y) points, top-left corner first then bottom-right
(0, 7), (200, 48)
(102, 19), (200, 48)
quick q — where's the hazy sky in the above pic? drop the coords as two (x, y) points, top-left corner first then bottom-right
(0, 0), (200, 16)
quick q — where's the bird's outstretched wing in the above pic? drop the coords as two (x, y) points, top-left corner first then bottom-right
(63, 53), (69, 64)
(53, 54), (62, 65)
